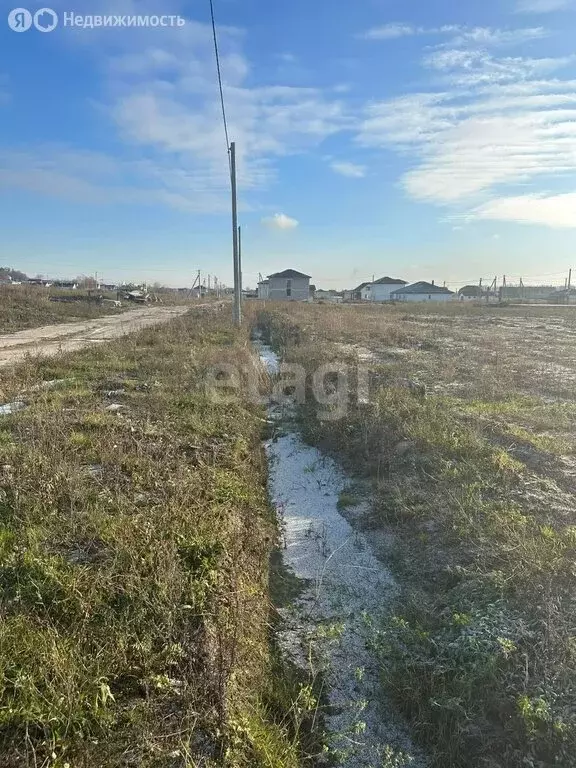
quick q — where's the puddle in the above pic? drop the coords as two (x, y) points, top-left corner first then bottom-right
(0, 401), (26, 416)
(256, 341), (426, 767)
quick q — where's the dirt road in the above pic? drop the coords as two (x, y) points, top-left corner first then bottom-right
(0, 305), (191, 368)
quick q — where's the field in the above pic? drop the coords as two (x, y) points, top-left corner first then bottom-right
(0, 306), (308, 768)
(0, 286), (129, 334)
(256, 300), (576, 768)
(4, 296), (576, 768)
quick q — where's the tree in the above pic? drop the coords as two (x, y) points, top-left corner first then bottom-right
(0, 267), (28, 281)
(76, 275), (98, 289)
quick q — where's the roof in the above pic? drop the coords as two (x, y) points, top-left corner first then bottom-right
(351, 282), (370, 292)
(372, 276), (408, 285)
(391, 281), (454, 295)
(267, 269), (311, 279)
(458, 285), (483, 297)
(258, 279), (270, 285)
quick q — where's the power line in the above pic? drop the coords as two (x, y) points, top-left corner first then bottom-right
(208, 0), (231, 167)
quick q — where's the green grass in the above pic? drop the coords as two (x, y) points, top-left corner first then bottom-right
(0, 307), (311, 767)
(258, 303), (576, 768)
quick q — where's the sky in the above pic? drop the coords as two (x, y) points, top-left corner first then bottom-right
(2, 0), (576, 289)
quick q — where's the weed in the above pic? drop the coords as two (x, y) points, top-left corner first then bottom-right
(0, 306), (307, 767)
(258, 301), (576, 768)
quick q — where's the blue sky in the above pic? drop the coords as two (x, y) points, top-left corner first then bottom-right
(2, 0), (576, 288)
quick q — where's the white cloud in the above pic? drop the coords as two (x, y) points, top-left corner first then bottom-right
(330, 161), (366, 178)
(442, 26), (547, 47)
(474, 192), (576, 227)
(261, 212), (299, 230)
(277, 52), (298, 63)
(361, 23), (547, 47)
(9, 7), (351, 215)
(0, 147), (230, 213)
(355, 40), (576, 226)
(362, 23), (416, 40)
(516, 0), (573, 12)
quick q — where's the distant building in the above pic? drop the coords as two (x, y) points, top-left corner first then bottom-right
(51, 280), (78, 290)
(458, 285), (484, 301)
(266, 269), (311, 301)
(548, 288), (576, 304)
(343, 282), (370, 301)
(315, 289), (343, 303)
(499, 285), (556, 301)
(257, 279), (269, 299)
(391, 281), (454, 302)
(361, 277), (408, 302)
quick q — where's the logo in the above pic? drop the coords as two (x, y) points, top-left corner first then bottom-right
(7, 7), (58, 31)
(34, 7), (57, 31)
(7, 8), (32, 31)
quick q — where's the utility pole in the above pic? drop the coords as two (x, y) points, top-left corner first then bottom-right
(568, 268), (572, 291)
(490, 276), (497, 303)
(238, 225), (243, 306)
(230, 142), (241, 326)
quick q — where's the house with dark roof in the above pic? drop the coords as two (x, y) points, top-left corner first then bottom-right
(361, 276), (408, 302)
(265, 269), (311, 301)
(458, 285), (484, 301)
(390, 281), (455, 302)
(343, 282), (370, 301)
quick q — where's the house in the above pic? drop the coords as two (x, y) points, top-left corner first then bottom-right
(390, 281), (455, 302)
(343, 282), (370, 301)
(266, 269), (311, 301)
(548, 288), (576, 304)
(458, 285), (483, 301)
(315, 289), (343, 303)
(257, 279), (269, 299)
(500, 285), (556, 301)
(361, 276), (408, 302)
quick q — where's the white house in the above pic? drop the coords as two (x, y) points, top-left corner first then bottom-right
(257, 279), (269, 299)
(390, 281), (455, 302)
(361, 276), (408, 302)
(343, 282), (370, 301)
(458, 285), (483, 301)
(266, 269), (311, 301)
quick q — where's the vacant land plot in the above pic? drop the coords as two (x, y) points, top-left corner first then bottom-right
(0, 306), (306, 767)
(257, 301), (576, 768)
(0, 286), (132, 333)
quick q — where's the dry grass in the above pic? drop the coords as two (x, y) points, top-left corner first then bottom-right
(0, 286), (213, 334)
(0, 286), (129, 333)
(0, 305), (309, 768)
(256, 300), (576, 768)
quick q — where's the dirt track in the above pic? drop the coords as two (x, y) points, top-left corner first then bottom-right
(0, 306), (191, 368)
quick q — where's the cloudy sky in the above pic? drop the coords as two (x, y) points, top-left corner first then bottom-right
(2, 0), (576, 288)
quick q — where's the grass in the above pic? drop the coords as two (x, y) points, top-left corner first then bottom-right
(0, 286), (129, 333)
(255, 301), (576, 768)
(0, 306), (313, 767)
